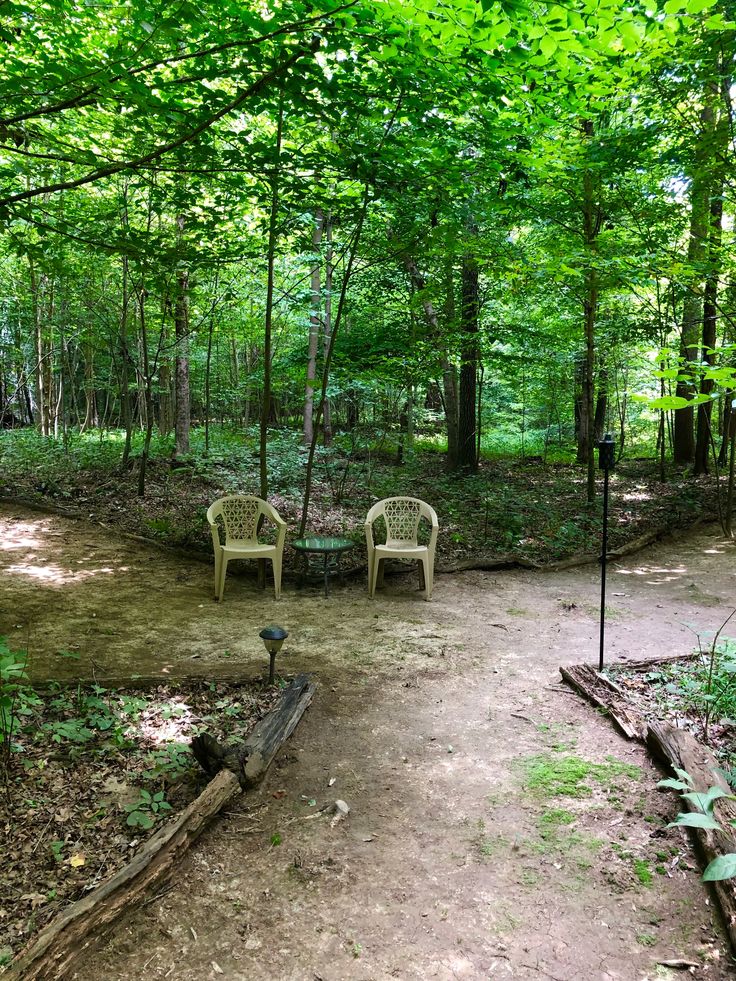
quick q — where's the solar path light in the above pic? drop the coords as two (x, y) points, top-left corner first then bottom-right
(598, 434), (615, 672)
(259, 625), (289, 684)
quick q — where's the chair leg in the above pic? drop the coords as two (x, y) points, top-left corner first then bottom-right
(421, 555), (432, 601)
(257, 558), (266, 590)
(369, 556), (382, 598)
(213, 550), (221, 600)
(376, 557), (385, 588)
(366, 552), (373, 595)
(418, 559), (426, 593)
(217, 557), (229, 602)
(272, 555), (282, 599)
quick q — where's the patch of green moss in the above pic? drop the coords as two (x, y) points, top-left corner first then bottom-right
(539, 808), (576, 827)
(518, 753), (641, 798)
(633, 858), (653, 886)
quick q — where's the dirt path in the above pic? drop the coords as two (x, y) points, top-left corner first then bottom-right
(2, 504), (736, 980)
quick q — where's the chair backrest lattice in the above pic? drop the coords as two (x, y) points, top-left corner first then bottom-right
(220, 497), (262, 543)
(383, 498), (422, 547)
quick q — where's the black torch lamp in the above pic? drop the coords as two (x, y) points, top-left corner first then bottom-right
(598, 434), (615, 671)
(259, 625), (288, 684)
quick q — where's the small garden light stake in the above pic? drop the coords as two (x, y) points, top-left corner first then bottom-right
(598, 433), (616, 671)
(259, 626), (288, 684)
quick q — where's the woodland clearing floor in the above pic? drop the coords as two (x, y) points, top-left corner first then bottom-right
(2, 504), (736, 980)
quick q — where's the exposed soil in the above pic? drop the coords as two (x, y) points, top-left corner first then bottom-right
(3, 503), (736, 979)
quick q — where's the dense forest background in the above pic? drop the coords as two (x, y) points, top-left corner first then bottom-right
(1, 0), (735, 557)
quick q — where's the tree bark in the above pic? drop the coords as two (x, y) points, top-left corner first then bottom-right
(260, 93), (284, 499)
(303, 207), (323, 444)
(322, 212), (334, 446)
(174, 215), (190, 457)
(694, 80), (727, 475)
(674, 100), (714, 466)
(456, 250), (479, 472)
(580, 118), (600, 504)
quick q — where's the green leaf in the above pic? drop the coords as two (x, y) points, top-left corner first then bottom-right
(669, 812), (722, 830)
(703, 853), (736, 881)
(681, 787), (730, 812)
(539, 35), (557, 59)
(657, 778), (691, 791)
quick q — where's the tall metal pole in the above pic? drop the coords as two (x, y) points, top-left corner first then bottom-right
(598, 434), (615, 672)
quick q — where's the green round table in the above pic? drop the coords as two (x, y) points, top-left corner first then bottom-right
(292, 536), (355, 597)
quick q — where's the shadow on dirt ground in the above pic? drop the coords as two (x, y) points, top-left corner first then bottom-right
(2, 504), (736, 980)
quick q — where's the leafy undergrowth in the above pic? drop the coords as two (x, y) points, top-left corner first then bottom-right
(0, 426), (720, 568)
(606, 652), (736, 764)
(0, 653), (280, 965)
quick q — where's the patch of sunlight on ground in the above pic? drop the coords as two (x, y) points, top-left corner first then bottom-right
(616, 565), (687, 585)
(0, 519), (46, 551)
(6, 562), (117, 585)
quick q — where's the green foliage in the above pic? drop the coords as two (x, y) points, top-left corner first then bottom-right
(659, 770), (736, 883)
(124, 789), (172, 830)
(0, 639), (39, 769)
(144, 743), (193, 783)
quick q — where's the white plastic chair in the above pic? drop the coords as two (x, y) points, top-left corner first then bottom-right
(365, 497), (438, 601)
(206, 495), (287, 601)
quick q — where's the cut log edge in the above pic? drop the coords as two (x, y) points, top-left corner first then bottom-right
(4, 676), (315, 981)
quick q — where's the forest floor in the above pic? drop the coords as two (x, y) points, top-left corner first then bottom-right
(0, 428), (722, 568)
(2, 504), (736, 980)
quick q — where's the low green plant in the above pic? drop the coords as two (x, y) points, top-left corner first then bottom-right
(0, 638), (41, 780)
(144, 743), (192, 782)
(658, 768), (736, 881)
(124, 789), (172, 830)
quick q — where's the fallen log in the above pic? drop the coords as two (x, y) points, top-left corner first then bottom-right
(6, 674), (315, 981)
(559, 663), (647, 740)
(647, 721), (736, 952)
(610, 652), (700, 673)
(439, 515), (718, 576)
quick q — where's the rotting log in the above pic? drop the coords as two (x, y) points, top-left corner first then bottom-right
(6, 674), (315, 981)
(612, 652), (700, 673)
(559, 663), (647, 740)
(647, 722), (736, 952)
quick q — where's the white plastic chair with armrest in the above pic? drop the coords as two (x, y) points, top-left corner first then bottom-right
(206, 495), (287, 600)
(364, 497), (438, 601)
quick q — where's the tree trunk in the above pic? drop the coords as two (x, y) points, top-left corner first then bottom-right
(137, 287), (155, 497)
(260, 94), (284, 499)
(120, 254), (133, 467)
(594, 364), (608, 442)
(81, 341), (97, 433)
(303, 207), (323, 444)
(442, 250), (459, 468)
(174, 215), (190, 457)
(204, 269), (218, 457)
(694, 81), (727, 476)
(456, 250), (479, 472)
(694, 187), (723, 474)
(580, 119), (600, 504)
(322, 212), (333, 446)
(674, 100), (714, 466)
